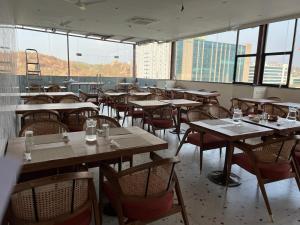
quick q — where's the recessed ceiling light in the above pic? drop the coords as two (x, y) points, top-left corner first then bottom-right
(222, 0), (228, 4)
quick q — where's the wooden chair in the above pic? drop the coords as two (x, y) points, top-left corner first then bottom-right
(100, 157), (189, 225)
(176, 109), (228, 172)
(21, 109), (60, 128)
(110, 94), (129, 119)
(63, 107), (98, 132)
(47, 84), (61, 92)
(171, 90), (184, 99)
(122, 94), (148, 126)
(19, 119), (69, 137)
(101, 89), (116, 114)
(230, 135), (300, 221)
(83, 115), (120, 130)
(79, 89), (98, 105)
(8, 172), (101, 225)
(25, 95), (54, 104)
(230, 98), (254, 116)
(144, 104), (179, 139)
(262, 103), (287, 117)
(201, 104), (232, 119)
(58, 94), (81, 103)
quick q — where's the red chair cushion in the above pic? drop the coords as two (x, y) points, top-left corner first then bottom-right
(128, 109), (144, 118)
(114, 104), (128, 112)
(180, 116), (188, 123)
(186, 132), (227, 149)
(151, 119), (173, 129)
(58, 208), (91, 225)
(295, 151), (300, 164)
(103, 182), (173, 221)
(232, 153), (291, 180)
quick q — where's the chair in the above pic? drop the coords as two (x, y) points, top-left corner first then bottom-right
(58, 94), (81, 103)
(21, 109), (60, 128)
(122, 94), (148, 126)
(262, 103), (287, 117)
(83, 115), (121, 130)
(47, 84), (62, 92)
(8, 172), (100, 225)
(230, 98), (254, 116)
(144, 104), (179, 139)
(176, 109), (228, 172)
(110, 94), (128, 119)
(230, 135), (300, 221)
(25, 95), (54, 104)
(201, 104), (232, 119)
(79, 89), (98, 105)
(100, 157), (189, 225)
(171, 90), (184, 99)
(19, 119), (69, 137)
(63, 107), (98, 132)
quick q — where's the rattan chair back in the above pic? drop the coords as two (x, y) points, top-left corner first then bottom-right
(47, 84), (61, 92)
(58, 94), (81, 103)
(202, 104), (232, 119)
(186, 109), (212, 122)
(19, 119), (69, 137)
(21, 110), (60, 127)
(9, 172), (100, 225)
(83, 115), (120, 130)
(262, 103), (287, 117)
(25, 95), (54, 104)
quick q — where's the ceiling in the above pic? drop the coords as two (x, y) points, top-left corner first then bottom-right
(6, 0), (300, 44)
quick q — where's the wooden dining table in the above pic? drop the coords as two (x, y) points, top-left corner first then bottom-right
(15, 102), (98, 115)
(237, 98), (278, 112)
(189, 118), (274, 187)
(5, 126), (168, 174)
(273, 102), (300, 109)
(20, 92), (77, 100)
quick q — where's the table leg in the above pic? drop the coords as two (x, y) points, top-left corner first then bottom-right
(170, 106), (185, 134)
(207, 142), (241, 187)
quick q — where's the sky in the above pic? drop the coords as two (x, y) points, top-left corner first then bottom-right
(16, 18), (300, 67)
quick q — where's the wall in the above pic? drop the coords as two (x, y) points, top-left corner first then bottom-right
(0, 0), (19, 156)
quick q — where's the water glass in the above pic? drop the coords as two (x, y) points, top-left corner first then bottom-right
(286, 107), (298, 122)
(102, 124), (110, 140)
(232, 108), (242, 124)
(85, 119), (97, 142)
(24, 130), (33, 161)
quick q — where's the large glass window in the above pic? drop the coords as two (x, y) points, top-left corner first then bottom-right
(262, 19), (296, 86)
(290, 20), (300, 88)
(136, 42), (171, 79)
(175, 31), (237, 83)
(16, 29), (68, 76)
(69, 36), (133, 77)
(235, 27), (259, 83)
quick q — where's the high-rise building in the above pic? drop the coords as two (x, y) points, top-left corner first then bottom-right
(175, 38), (250, 82)
(136, 43), (171, 79)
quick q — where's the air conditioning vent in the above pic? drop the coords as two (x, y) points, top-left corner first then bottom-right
(126, 17), (158, 25)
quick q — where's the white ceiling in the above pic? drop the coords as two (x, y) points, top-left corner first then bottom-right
(7, 0), (300, 43)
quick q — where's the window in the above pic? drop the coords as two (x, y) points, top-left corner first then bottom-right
(290, 20), (300, 88)
(136, 42), (171, 79)
(16, 29), (68, 76)
(262, 19), (296, 86)
(175, 31), (237, 83)
(69, 36), (133, 77)
(234, 27), (259, 83)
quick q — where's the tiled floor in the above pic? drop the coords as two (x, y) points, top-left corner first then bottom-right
(95, 114), (300, 225)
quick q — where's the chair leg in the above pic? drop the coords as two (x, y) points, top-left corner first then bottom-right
(291, 157), (300, 191)
(174, 175), (189, 225)
(256, 175), (274, 222)
(199, 150), (203, 173)
(219, 148), (222, 158)
(175, 129), (191, 156)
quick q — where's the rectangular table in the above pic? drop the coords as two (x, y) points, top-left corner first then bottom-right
(5, 126), (168, 174)
(237, 98), (278, 112)
(242, 116), (300, 134)
(26, 86), (67, 91)
(20, 92), (76, 99)
(129, 100), (170, 109)
(15, 102), (98, 114)
(189, 119), (274, 186)
(273, 102), (300, 109)
(183, 90), (220, 98)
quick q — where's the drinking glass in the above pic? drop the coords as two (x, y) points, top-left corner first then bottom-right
(24, 130), (33, 161)
(232, 108), (242, 124)
(85, 119), (97, 142)
(286, 107), (298, 122)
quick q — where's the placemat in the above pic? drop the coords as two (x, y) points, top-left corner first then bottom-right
(202, 120), (232, 126)
(223, 125), (258, 134)
(111, 135), (152, 149)
(31, 145), (73, 162)
(33, 134), (65, 145)
(109, 128), (132, 136)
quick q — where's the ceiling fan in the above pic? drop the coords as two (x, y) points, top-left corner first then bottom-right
(64, 0), (106, 11)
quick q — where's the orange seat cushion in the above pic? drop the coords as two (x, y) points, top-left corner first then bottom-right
(186, 132), (227, 149)
(232, 153), (291, 180)
(103, 182), (173, 221)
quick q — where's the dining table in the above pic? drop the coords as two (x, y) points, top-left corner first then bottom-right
(15, 102), (98, 115)
(189, 118), (274, 187)
(20, 92), (77, 100)
(237, 98), (278, 112)
(273, 102), (300, 109)
(5, 126), (168, 174)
